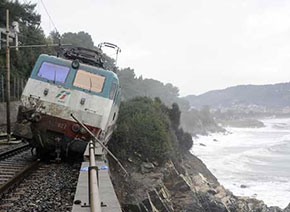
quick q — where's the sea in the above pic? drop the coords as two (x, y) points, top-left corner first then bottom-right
(191, 118), (290, 209)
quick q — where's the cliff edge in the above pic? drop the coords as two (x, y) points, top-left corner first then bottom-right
(108, 97), (290, 212)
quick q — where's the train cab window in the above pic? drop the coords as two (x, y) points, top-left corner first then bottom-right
(37, 62), (70, 83)
(73, 69), (105, 93)
(109, 83), (117, 100)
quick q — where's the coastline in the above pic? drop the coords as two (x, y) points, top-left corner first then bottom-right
(192, 118), (290, 209)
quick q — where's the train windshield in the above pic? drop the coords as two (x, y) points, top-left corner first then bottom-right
(37, 62), (70, 83)
(73, 69), (105, 93)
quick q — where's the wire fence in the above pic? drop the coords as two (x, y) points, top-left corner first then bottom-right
(0, 74), (26, 102)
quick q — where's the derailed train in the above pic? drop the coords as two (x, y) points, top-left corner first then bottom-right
(14, 47), (121, 158)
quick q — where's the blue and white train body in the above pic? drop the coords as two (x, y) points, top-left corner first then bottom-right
(15, 50), (120, 157)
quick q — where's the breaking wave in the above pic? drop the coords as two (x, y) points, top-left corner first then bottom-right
(191, 118), (290, 209)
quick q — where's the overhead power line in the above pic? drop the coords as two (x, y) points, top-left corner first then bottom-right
(39, 0), (59, 34)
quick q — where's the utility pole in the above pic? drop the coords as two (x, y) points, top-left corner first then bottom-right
(6, 9), (11, 141)
(1, 10), (68, 142)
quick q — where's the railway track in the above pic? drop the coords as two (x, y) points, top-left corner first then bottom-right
(0, 133), (14, 141)
(0, 134), (7, 140)
(0, 161), (80, 211)
(0, 145), (39, 196)
(0, 143), (30, 159)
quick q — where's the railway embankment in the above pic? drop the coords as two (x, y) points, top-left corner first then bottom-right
(108, 97), (290, 212)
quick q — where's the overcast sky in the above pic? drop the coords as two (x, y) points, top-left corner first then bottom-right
(26, 0), (290, 96)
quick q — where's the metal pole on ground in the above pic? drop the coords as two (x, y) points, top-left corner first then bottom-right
(70, 113), (128, 211)
(5, 9), (11, 141)
(70, 113), (128, 176)
(88, 140), (101, 212)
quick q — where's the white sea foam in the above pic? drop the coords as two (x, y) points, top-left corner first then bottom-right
(191, 118), (290, 209)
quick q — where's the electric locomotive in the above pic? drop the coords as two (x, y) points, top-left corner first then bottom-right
(14, 47), (121, 158)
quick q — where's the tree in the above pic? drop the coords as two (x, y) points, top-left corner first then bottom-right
(0, 0), (50, 78)
(61, 31), (94, 49)
(47, 30), (61, 44)
(117, 67), (190, 111)
(117, 68), (140, 100)
(0, 0), (40, 28)
(168, 103), (181, 130)
(109, 97), (177, 163)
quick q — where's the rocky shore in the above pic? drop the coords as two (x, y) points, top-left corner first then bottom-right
(219, 119), (265, 128)
(109, 152), (290, 212)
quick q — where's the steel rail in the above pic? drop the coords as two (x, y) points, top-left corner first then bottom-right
(0, 160), (40, 195)
(0, 143), (30, 160)
(0, 134), (10, 140)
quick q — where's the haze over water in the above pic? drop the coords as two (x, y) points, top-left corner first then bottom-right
(192, 118), (290, 209)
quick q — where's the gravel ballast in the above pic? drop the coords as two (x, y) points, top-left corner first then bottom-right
(0, 162), (81, 212)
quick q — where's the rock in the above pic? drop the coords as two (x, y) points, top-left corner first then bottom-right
(207, 189), (217, 195)
(153, 161), (159, 167)
(148, 190), (174, 212)
(251, 193), (257, 199)
(213, 139), (218, 142)
(143, 162), (154, 169)
(199, 143), (206, 146)
(269, 206), (283, 212)
(109, 151), (285, 212)
(141, 162), (155, 173)
(197, 192), (228, 212)
(284, 203), (290, 212)
(128, 158), (133, 163)
(134, 152), (142, 158)
(28, 202), (37, 207)
(123, 204), (143, 212)
(141, 199), (153, 211)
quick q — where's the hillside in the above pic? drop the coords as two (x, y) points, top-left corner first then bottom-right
(108, 97), (289, 212)
(185, 82), (290, 109)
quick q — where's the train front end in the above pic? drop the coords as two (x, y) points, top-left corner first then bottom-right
(14, 53), (120, 158)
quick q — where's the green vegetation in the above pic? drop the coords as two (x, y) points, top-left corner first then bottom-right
(61, 31), (94, 49)
(0, 1), (113, 77)
(0, 0), (51, 78)
(116, 68), (190, 111)
(109, 97), (193, 163)
(116, 68), (225, 135)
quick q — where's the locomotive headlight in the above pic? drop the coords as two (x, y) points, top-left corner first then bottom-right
(71, 124), (80, 133)
(71, 60), (80, 69)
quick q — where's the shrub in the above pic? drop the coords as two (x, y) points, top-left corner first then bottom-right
(109, 97), (176, 163)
